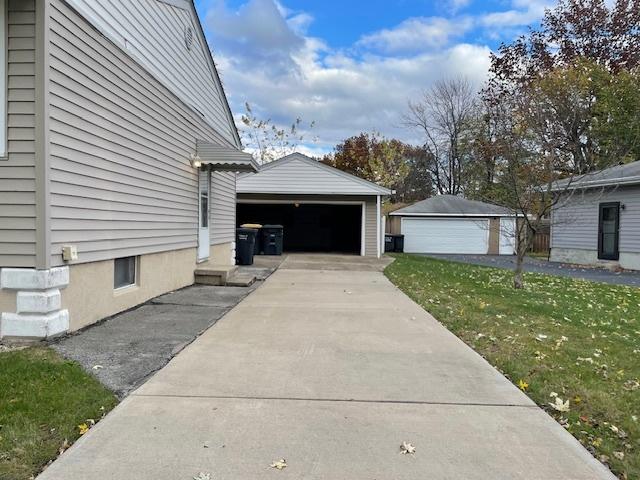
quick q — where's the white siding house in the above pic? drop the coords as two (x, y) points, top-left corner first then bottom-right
(0, 0), (256, 340)
(551, 161), (640, 270)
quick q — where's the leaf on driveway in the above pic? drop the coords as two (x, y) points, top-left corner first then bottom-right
(270, 459), (287, 470)
(400, 441), (416, 455)
(92, 365), (104, 370)
(193, 473), (211, 480)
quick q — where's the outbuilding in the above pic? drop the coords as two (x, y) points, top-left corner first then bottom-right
(389, 195), (517, 255)
(236, 153), (391, 257)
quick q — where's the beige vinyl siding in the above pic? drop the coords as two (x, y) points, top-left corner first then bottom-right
(0, 0), (36, 268)
(552, 186), (640, 253)
(364, 197), (378, 257)
(210, 171), (236, 245)
(237, 194), (380, 257)
(48, 0), (237, 266)
(65, 0), (237, 146)
(237, 156), (389, 196)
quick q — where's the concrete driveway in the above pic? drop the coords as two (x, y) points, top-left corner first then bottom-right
(39, 254), (614, 480)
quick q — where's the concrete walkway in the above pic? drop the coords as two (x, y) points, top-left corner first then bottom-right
(39, 255), (614, 480)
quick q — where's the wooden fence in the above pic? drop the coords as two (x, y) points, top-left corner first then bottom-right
(529, 221), (550, 254)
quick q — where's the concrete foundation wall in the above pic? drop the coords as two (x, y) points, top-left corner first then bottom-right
(551, 247), (640, 270)
(0, 290), (16, 317)
(62, 248), (197, 331)
(209, 242), (235, 267)
(550, 248), (598, 266)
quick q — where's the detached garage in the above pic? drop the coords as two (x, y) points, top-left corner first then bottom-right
(236, 153), (391, 257)
(389, 195), (517, 255)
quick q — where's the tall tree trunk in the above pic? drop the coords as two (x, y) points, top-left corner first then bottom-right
(514, 250), (525, 289)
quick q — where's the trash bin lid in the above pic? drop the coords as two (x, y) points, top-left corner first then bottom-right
(241, 223), (262, 228)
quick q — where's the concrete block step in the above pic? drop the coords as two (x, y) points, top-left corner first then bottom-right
(225, 273), (257, 287)
(194, 265), (237, 286)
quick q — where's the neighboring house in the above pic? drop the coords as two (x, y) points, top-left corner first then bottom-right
(0, 0), (257, 341)
(551, 161), (640, 270)
(389, 195), (517, 255)
(236, 153), (391, 257)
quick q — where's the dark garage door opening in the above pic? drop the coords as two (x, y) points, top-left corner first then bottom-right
(237, 203), (362, 254)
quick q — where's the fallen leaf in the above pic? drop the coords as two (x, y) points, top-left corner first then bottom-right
(400, 441), (416, 455)
(92, 365), (104, 370)
(77, 423), (89, 435)
(193, 473), (211, 480)
(270, 459), (287, 470)
(517, 379), (529, 391)
(613, 451), (625, 460)
(549, 397), (570, 412)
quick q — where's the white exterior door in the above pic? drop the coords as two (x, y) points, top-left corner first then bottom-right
(198, 169), (210, 261)
(401, 217), (489, 254)
(499, 218), (516, 255)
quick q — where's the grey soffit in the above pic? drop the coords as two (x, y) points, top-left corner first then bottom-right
(552, 160), (640, 191)
(196, 141), (259, 173)
(391, 195), (514, 216)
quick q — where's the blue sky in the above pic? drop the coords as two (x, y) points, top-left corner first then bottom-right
(195, 0), (551, 155)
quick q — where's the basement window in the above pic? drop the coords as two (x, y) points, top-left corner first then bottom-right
(114, 256), (137, 290)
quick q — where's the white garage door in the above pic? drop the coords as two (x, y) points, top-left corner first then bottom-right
(401, 217), (489, 254)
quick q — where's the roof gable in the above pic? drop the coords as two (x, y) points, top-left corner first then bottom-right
(66, 0), (241, 147)
(237, 153), (391, 196)
(391, 195), (513, 216)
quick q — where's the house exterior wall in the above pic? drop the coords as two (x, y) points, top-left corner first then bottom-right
(551, 186), (640, 269)
(0, 0), (37, 268)
(237, 194), (380, 257)
(211, 171), (236, 246)
(64, 0), (238, 146)
(62, 247), (196, 331)
(1, 0), (241, 339)
(47, 0), (236, 266)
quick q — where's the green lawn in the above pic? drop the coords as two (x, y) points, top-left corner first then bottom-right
(0, 347), (118, 480)
(385, 254), (639, 480)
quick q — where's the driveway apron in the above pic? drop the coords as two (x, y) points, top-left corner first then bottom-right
(38, 254), (615, 480)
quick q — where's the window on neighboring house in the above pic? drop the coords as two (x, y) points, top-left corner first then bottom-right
(0, 0), (6, 158)
(114, 256), (137, 289)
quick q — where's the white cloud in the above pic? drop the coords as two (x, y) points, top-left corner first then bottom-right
(480, 0), (553, 27)
(357, 16), (473, 55)
(202, 1), (528, 154)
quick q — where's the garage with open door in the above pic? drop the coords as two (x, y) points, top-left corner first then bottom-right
(236, 153), (391, 257)
(237, 203), (362, 254)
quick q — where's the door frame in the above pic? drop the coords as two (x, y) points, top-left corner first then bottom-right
(597, 202), (620, 261)
(197, 169), (210, 262)
(237, 199), (367, 256)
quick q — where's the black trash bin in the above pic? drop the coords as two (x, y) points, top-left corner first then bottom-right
(393, 234), (405, 253)
(261, 225), (284, 255)
(384, 234), (395, 253)
(241, 223), (263, 255)
(236, 228), (258, 265)
(385, 234), (404, 253)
